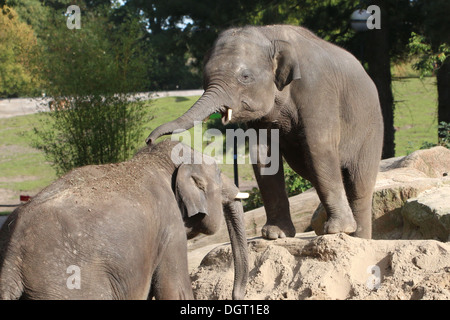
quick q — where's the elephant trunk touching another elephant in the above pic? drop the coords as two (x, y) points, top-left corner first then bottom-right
(146, 89), (228, 145)
(0, 140), (248, 300)
(146, 25), (384, 240)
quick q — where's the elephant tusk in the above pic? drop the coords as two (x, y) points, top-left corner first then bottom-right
(235, 192), (249, 199)
(222, 107), (233, 125)
(227, 108), (233, 122)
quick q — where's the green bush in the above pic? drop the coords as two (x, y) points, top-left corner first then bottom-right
(243, 187), (264, 212)
(438, 121), (450, 149)
(243, 162), (313, 212)
(283, 165), (313, 196)
(33, 96), (148, 176)
(420, 121), (450, 150)
(32, 10), (151, 176)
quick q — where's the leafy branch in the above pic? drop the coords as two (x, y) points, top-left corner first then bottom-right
(408, 32), (450, 78)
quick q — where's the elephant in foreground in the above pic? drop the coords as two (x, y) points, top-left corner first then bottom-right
(146, 25), (384, 239)
(0, 140), (248, 300)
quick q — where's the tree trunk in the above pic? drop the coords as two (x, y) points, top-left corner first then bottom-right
(364, 0), (396, 159)
(437, 56), (450, 135)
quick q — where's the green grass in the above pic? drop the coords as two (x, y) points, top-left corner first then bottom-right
(145, 96), (199, 136)
(0, 113), (57, 192)
(0, 97), (201, 192)
(0, 77), (439, 205)
(392, 77), (438, 156)
(0, 95), (254, 196)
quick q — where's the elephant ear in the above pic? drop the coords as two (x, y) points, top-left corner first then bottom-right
(272, 40), (302, 91)
(175, 164), (208, 218)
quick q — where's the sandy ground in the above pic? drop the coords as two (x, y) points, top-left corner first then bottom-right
(190, 232), (450, 300)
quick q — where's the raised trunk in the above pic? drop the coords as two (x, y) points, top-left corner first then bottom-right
(145, 90), (224, 145)
(223, 199), (249, 300)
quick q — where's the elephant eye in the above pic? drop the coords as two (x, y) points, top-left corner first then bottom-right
(238, 69), (255, 84)
(192, 175), (207, 192)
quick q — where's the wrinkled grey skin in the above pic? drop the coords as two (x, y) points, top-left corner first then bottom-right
(0, 140), (248, 300)
(146, 25), (384, 239)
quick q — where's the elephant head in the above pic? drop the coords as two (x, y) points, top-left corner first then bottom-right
(145, 26), (301, 144)
(171, 143), (248, 300)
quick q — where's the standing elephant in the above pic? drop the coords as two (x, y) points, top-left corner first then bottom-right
(146, 25), (384, 239)
(0, 140), (248, 300)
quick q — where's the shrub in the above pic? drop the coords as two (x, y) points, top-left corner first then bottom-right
(420, 121), (450, 150)
(33, 11), (151, 176)
(438, 121), (450, 149)
(34, 96), (149, 176)
(243, 163), (313, 211)
(283, 165), (313, 196)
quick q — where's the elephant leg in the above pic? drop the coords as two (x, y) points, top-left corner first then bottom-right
(252, 146), (295, 240)
(152, 239), (194, 300)
(342, 155), (380, 239)
(347, 194), (373, 239)
(309, 148), (357, 235)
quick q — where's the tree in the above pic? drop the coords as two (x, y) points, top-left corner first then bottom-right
(419, 0), (450, 130)
(127, 0), (403, 157)
(114, 0), (446, 157)
(4, 0), (51, 36)
(123, 0), (271, 89)
(405, 0), (450, 139)
(33, 5), (151, 175)
(364, 0), (395, 158)
(0, 5), (41, 97)
(437, 59), (450, 132)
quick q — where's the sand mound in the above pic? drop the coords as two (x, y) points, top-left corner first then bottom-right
(190, 147), (450, 300)
(191, 233), (450, 300)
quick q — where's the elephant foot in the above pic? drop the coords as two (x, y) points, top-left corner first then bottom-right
(261, 221), (296, 240)
(323, 213), (357, 235)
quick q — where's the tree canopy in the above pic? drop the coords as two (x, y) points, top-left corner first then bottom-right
(1, 0), (449, 156)
(3, 0), (448, 93)
(0, 5), (41, 97)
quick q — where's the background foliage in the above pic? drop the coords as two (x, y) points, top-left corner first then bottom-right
(0, 6), (42, 97)
(0, 0), (448, 195)
(28, 4), (152, 175)
(33, 96), (149, 176)
(244, 163), (313, 211)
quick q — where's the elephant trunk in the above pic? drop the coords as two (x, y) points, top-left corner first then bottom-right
(224, 200), (248, 300)
(145, 90), (226, 145)
(221, 174), (248, 300)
